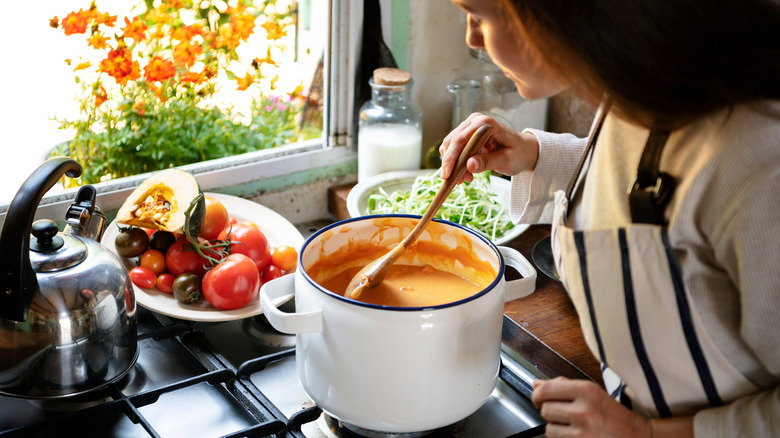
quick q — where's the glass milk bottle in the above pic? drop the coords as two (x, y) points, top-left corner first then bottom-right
(357, 68), (423, 182)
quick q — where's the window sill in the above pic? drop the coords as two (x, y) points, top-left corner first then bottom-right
(0, 142), (357, 230)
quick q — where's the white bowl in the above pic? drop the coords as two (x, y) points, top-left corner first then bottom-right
(346, 170), (529, 245)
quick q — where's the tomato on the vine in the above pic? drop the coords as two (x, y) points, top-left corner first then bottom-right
(140, 249), (166, 275)
(218, 223), (271, 273)
(200, 196), (231, 240)
(202, 253), (261, 310)
(156, 273), (176, 294)
(166, 237), (212, 277)
(271, 245), (298, 271)
(129, 266), (157, 289)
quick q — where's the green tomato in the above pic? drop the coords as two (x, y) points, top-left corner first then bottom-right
(172, 273), (202, 304)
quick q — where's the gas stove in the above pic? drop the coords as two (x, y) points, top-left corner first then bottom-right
(0, 303), (547, 438)
(0, 224), (547, 438)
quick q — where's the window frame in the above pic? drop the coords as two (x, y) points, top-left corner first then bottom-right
(0, 0), (363, 227)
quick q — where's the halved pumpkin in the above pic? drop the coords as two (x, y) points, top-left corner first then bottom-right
(116, 169), (205, 237)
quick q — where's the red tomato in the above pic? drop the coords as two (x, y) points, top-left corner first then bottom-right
(156, 273), (176, 294)
(140, 249), (166, 275)
(271, 245), (298, 272)
(202, 253), (261, 310)
(237, 220), (259, 229)
(166, 237), (211, 277)
(218, 224), (271, 273)
(129, 266), (157, 289)
(200, 196), (231, 241)
(262, 264), (283, 282)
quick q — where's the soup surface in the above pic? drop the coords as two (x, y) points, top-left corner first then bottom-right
(319, 264), (482, 307)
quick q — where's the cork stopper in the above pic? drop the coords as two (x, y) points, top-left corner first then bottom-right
(373, 68), (412, 86)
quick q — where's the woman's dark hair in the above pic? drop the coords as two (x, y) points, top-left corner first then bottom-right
(502, 0), (780, 128)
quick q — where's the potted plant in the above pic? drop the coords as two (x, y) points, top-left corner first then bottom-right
(49, 0), (315, 188)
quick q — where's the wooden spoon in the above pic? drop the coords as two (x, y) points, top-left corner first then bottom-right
(345, 124), (494, 299)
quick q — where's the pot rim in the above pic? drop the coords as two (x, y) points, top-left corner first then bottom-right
(299, 214), (506, 312)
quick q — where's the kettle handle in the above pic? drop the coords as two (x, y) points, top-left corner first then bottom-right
(0, 157), (82, 321)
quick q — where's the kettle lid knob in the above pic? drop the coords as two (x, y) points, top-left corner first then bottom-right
(30, 220), (64, 252)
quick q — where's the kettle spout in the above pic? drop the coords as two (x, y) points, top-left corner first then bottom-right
(64, 185), (106, 242)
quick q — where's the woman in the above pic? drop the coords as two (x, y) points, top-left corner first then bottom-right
(441, 0), (780, 437)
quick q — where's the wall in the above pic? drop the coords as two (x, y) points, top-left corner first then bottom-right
(392, 0), (595, 150)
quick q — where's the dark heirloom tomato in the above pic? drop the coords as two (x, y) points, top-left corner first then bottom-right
(115, 227), (149, 258)
(173, 273), (202, 303)
(166, 237), (211, 277)
(217, 223), (271, 273)
(202, 253), (261, 310)
(149, 230), (176, 254)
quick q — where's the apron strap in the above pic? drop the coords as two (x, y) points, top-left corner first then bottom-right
(565, 97), (612, 199)
(628, 129), (674, 225)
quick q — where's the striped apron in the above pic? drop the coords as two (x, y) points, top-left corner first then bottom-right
(549, 103), (759, 418)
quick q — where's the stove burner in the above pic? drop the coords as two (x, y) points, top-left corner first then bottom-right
(316, 414), (455, 438)
(242, 300), (296, 348)
(25, 364), (147, 414)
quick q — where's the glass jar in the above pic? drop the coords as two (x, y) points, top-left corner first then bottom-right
(447, 49), (547, 131)
(357, 68), (423, 182)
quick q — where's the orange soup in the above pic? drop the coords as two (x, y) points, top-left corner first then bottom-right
(319, 264), (482, 307)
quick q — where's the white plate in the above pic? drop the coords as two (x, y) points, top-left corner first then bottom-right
(346, 170), (529, 245)
(102, 192), (304, 322)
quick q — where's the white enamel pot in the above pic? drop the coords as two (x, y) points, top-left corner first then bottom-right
(259, 215), (537, 433)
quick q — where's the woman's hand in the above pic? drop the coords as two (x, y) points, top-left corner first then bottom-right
(439, 112), (539, 182)
(532, 377), (653, 438)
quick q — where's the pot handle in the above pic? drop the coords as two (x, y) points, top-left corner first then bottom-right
(259, 274), (322, 334)
(499, 246), (538, 302)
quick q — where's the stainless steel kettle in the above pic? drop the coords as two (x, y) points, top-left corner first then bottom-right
(0, 157), (138, 399)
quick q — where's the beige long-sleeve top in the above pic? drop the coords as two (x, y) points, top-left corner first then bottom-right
(508, 100), (780, 437)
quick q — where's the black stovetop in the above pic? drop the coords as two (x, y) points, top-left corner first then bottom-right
(0, 301), (546, 438)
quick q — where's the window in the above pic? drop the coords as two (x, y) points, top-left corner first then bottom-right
(0, 0), (361, 224)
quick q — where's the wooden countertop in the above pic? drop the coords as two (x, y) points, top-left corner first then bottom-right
(328, 183), (603, 386)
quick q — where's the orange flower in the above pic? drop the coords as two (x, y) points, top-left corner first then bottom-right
(143, 56), (176, 82)
(172, 40), (203, 68)
(49, 16), (59, 29)
(62, 9), (89, 35)
(122, 16), (148, 42)
(73, 61), (92, 71)
(215, 24), (240, 51)
(133, 100), (146, 116)
(95, 12), (117, 27)
(230, 11), (256, 40)
(93, 85), (108, 107)
(99, 47), (141, 86)
(253, 47), (279, 68)
(236, 72), (255, 91)
(172, 24), (203, 42)
(149, 83), (168, 102)
(261, 21), (287, 41)
(88, 32), (109, 49)
(144, 8), (172, 25)
(180, 71), (203, 84)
